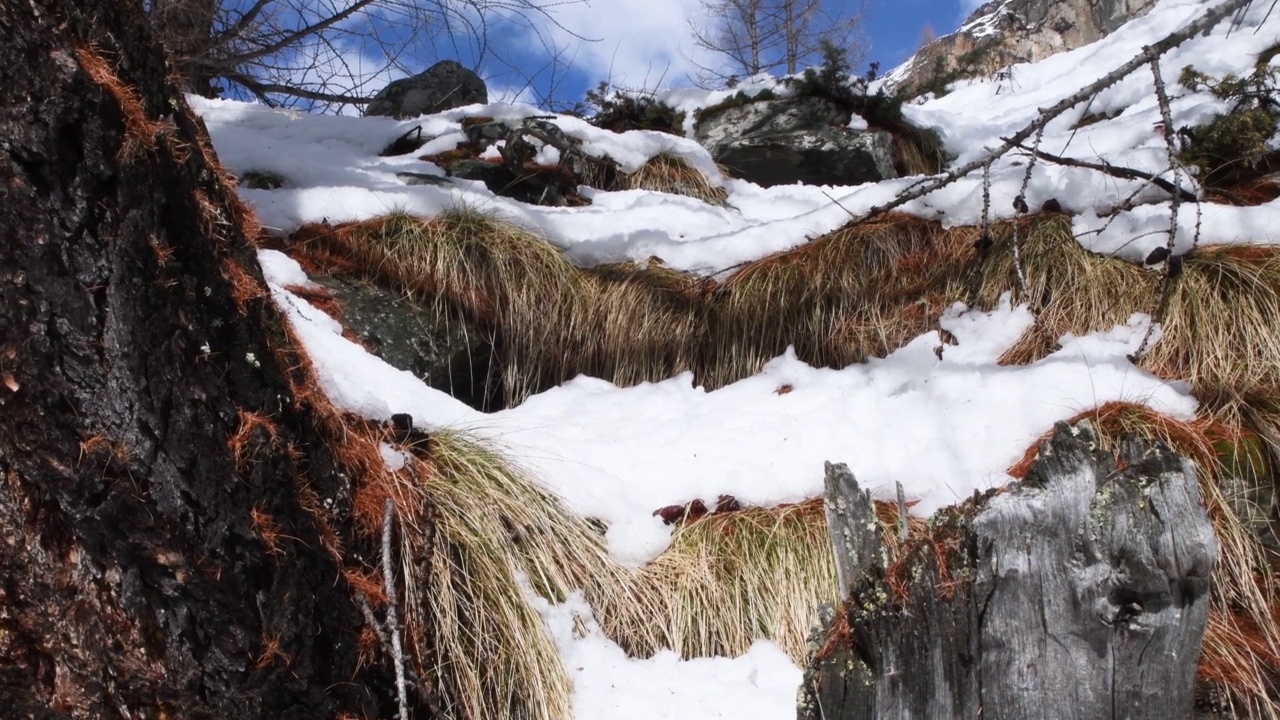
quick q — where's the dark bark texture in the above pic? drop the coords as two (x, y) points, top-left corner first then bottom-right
(0, 0), (395, 716)
(800, 421), (1216, 720)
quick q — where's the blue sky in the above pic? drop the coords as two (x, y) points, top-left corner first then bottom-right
(471, 0), (982, 105)
(234, 0), (986, 110)
(862, 0), (978, 70)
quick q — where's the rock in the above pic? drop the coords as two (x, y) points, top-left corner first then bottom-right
(308, 275), (497, 409)
(365, 60), (487, 119)
(888, 0), (1157, 98)
(429, 118), (619, 206)
(695, 96), (897, 187)
(395, 171), (451, 186)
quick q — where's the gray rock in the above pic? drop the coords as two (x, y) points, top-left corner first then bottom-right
(309, 275), (495, 408)
(889, 0), (1156, 97)
(395, 171), (450, 186)
(695, 96), (897, 187)
(365, 60), (487, 119)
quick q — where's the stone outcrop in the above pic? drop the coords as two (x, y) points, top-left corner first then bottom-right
(889, 0), (1157, 98)
(365, 59), (487, 118)
(695, 96), (897, 187)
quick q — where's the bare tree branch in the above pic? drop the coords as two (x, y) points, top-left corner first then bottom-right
(1003, 138), (1200, 202)
(149, 0), (589, 112)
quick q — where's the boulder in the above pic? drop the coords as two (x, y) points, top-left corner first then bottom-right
(365, 60), (487, 119)
(695, 96), (897, 187)
(308, 275), (497, 409)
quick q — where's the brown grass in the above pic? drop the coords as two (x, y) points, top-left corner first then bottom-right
(615, 152), (729, 206)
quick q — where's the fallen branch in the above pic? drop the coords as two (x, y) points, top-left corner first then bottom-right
(844, 0), (1251, 225)
(1002, 138), (1199, 202)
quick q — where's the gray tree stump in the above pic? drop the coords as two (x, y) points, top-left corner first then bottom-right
(799, 420), (1216, 720)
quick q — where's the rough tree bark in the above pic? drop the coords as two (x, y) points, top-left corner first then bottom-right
(800, 421), (1216, 720)
(0, 0), (397, 716)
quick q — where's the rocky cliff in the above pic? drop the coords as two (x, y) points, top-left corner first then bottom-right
(888, 0), (1157, 98)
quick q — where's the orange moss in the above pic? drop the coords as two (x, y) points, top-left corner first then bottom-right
(295, 478), (343, 563)
(249, 506), (285, 556)
(220, 258), (265, 315)
(283, 283), (343, 322)
(77, 433), (133, 468)
(228, 408), (280, 471)
(343, 566), (389, 608)
(254, 633), (292, 670)
(75, 45), (160, 160)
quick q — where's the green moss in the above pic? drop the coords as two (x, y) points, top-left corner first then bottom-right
(583, 82), (685, 135)
(693, 87), (780, 127)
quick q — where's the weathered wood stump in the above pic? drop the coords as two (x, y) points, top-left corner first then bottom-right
(800, 420), (1216, 720)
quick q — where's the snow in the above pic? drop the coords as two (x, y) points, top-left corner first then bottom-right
(213, 1), (1279, 717)
(535, 593), (803, 720)
(196, 0), (1280, 273)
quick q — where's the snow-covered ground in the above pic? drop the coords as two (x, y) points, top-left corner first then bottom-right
(204, 1), (1279, 716)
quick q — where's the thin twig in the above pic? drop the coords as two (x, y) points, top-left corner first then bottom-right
(383, 498), (409, 720)
(1131, 58), (1186, 362)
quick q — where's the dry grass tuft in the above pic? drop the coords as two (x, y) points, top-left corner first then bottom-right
(278, 203), (1280, 714)
(975, 219), (1280, 406)
(616, 153), (729, 206)
(292, 207), (581, 402)
(634, 500), (834, 660)
(397, 430), (648, 720)
(1200, 609), (1280, 719)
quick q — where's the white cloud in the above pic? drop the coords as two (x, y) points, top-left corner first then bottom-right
(526, 0), (714, 90)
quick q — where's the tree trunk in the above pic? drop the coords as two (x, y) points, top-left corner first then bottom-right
(148, 0), (220, 96)
(0, 0), (396, 716)
(800, 421), (1216, 720)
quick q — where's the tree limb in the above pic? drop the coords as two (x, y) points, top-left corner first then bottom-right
(194, 0), (378, 68)
(1002, 137), (1199, 202)
(223, 70), (372, 104)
